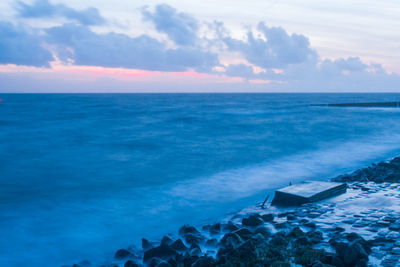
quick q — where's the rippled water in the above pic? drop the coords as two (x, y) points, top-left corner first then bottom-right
(1, 93), (400, 266)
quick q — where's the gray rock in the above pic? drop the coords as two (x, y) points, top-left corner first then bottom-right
(389, 223), (400, 231)
(146, 257), (162, 267)
(295, 236), (312, 246)
(252, 233), (266, 241)
(114, 249), (133, 259)
(124, 260), (139, 267)
(209, 223), (221, 235)
(192, 256), (216, 267)
(253, 226), (271, 239)
(329, 256), (345, 267)
(183, 233), (205, 246)
(311, 261), (324, 267)
(261, 213), (274, 222)
(170, 239), (187, 252)
(161, 236), (173, 246)
(329, 226), (345, 233)
(391, 247), (400, 255)
(143, 244), (178, 263)
(201, 224), (210, 231)
(300, 218), (309, 223)
(305, 222), (317, 228)
(220, 232), (243, 248)
(233, 228), (253, 240)
(307, 231), (323, 244)
(222, 221), (239, 232)
(354, 258), (368, 267)
(205, 238), (218, 247)
(142, 238), (155, 250)
(189, 247), (202, 256)
(242, 214), (263, 227)
(334, 241), (368, 266)
(270, 236), (288, 247)
(275, 222), (289, 229)
(308, 212), (322, 218)
(178, 225), (200, 236)
(288, 227), (305, 238)
(345, 233), (371, 254)
(376, 220), (391, 227)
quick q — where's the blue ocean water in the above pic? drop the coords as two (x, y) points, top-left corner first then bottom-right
(1, 93), (400, 266)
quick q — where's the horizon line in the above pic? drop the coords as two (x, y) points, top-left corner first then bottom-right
(2, 92), (400, 94)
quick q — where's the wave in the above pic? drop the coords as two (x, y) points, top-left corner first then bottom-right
(168, 133), (400, 202)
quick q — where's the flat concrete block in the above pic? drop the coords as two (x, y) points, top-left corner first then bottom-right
(271, 181), (347, 206)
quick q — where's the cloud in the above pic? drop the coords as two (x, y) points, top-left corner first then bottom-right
(223, 22), (317, 69)
(219, 22), (400, 91)
(16, 0), (105, 25)
(319, 57), (367, 73)
(1, 3), (399, 92)
(142, 4), (198, 46)
(46, 23), (218, 72)
(222, 54), (400, 91)
(224, 64), (256, 79)
(0, 21), (53, 67)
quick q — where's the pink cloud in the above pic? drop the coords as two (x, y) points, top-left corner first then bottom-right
(0, 63), (245, 84)
(50, 63), (155, 79)
(173, 71), (209, 78)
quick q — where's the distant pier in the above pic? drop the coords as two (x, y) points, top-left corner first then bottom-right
(312, 102), (400, 107)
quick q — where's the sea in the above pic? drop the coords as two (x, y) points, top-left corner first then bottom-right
(1, 93), (400, 266)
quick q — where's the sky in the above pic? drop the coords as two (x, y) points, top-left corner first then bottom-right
(0, 0), (399, 92)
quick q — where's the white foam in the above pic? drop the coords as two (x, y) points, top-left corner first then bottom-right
(168, 133), (400, 201)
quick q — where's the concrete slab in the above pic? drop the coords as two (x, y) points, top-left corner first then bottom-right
(271, 181), (347, 206)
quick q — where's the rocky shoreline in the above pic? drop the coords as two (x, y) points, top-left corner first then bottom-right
(68, 157), (400, 267)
